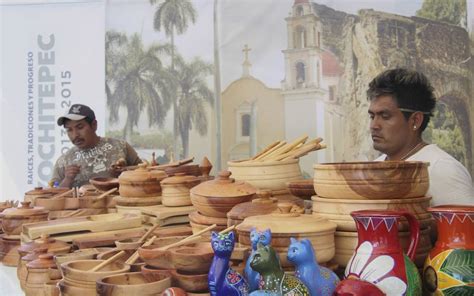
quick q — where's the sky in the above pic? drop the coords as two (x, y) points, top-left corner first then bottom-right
(106, 0), (430, 90)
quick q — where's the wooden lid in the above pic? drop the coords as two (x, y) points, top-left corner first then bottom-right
(25, 187), (68, 196)
(199, 157), (213, 177)
(190, 171), (257, 198)
(118, 163), (157, 182)
(227, 190), (278, 220)
(236, 203), (336, 234)
(161, 173), (200, 186)
(0, 201), (48, 217)
(18, 234), (70, 255)
(189, 211), (228, 226)
(21, 247), (48, 262)
(26, 254), (57, 269)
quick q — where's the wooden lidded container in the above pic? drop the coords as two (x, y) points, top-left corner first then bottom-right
(190, 171), (256, 218)
(118, 163), (166, 198)
(236, 203), (337, 267)
(161, 173), (200, 207)
(0, 201), (48, 235)
(227, 190), (279, 227)
(25, 254), (61, 296)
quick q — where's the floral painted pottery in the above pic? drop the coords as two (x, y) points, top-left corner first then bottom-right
(161, 173), (200, 207)
(226, 190), (278, 227)
(345, 210), (422, 296)
(313, 161), (429, 199)
(96, 271), (172, 296)
(190, 171), (256, 218)
(25, 254), (61, 296)
(236, 203), (336, 266)
(334, 227), (432, 269)
(118, 163), (166, 197)
(209, 231), (249, 295)
(312, 196), (433, 232)
(228, 158), (303, 192)
(423, 205), (474, 295)
(334, 278), (385, 296)
(0, 201), (49, 235)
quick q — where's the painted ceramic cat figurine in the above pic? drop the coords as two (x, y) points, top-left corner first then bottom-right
(209, 231), (249, 296)
(245, 227), (272, 292)
(250, 243), (310, 295)
(287, 238), (340, 296)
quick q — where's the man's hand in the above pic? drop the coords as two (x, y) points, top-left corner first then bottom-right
(60, 164), (80, 188)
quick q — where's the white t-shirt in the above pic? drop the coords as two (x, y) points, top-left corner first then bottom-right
(375, 144), (474, 206)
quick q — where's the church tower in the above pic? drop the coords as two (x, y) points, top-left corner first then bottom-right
(281, 0), (327, 174)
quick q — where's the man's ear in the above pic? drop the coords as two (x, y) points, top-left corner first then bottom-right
(411, 112), (424, 131)
(92, 119), (98, 132)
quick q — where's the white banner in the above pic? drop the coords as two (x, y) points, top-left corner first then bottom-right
(0, 0), (105, 201)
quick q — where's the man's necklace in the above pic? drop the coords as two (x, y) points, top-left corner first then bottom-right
(386, 141), (426, 161)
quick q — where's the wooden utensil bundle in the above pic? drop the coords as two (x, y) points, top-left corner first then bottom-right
(240, 135), (326, 163)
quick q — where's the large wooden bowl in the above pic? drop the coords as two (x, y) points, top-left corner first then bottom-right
(171, 270), (208, 293)
(313, 161), (429, 199)
(96, 272), (171, 296)
(312, 196), (433, 231)
(228, 159), (303, 192)
(89, 177), (119, 192)
(287, 179), (315, 200)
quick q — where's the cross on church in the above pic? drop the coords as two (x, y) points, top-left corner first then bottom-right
(243, 44), (252, 61)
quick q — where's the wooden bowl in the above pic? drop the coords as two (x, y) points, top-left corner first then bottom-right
(171, 270), (208, 293)
(313, 161), (429, 199)
(89, 177), (119, 192)
(312, 196), (433, 231)
(97, 271), (171, 296)
(165, 165), (201, 177)
(190, 194), (252, 218)
(171, 245), (213, 273)
(115, 238), (142, 250)
(228, 159), (303, 191)
(287, 179), (316, 200)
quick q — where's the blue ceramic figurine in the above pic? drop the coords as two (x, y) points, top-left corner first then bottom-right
(245, 227), (272, 292)
(209, 231), (249, 296)
(287, 238), (340, 296)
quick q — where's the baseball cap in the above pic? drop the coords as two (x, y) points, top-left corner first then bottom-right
(57, 104), (96, 126)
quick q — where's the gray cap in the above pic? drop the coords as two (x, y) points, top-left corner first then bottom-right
(57, 104), (96, 126)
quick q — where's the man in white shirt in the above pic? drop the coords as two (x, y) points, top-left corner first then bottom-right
(367, 68), (474, 205)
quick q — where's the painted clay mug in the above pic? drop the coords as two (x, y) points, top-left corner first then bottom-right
(423, 205), (474, 295)
(344, 210), (422, 296)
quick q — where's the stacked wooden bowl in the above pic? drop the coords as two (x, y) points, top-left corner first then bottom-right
(312, 161), (433, 268)
(116, 163), (167, 207)
(161, 173), (200, 207)
(189, 171), (256, 238)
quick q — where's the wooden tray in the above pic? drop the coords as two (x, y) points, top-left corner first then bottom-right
(142, 214), (189, 226)
(117, 204), (195, 226)
(22, 213), (142, 240)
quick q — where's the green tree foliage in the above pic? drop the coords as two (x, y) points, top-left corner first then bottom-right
(416, 0), (467, 28)
(105, 32), (176, 141)
(173, 54), (214, 157)
(424, 103), (467, 166)
(150, 0), (197, 158)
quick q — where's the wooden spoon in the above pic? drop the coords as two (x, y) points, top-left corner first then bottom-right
(88, 250), (126, 272)
(51, 188), (74, 199)
(125, 235), (157, 265)
(95, 188), (118, 200)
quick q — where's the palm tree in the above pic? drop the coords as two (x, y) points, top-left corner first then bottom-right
(105, 30), (128, 106)
(150, 0), (197, 158)
(173, 55), (214, 157)
(107, 33), (175, 141)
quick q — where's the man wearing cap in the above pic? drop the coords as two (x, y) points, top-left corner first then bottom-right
(51, 104), (141, 188)
(367, 68), (474, 205)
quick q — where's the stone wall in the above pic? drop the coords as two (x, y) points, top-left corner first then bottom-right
(313, 3), (474, 174)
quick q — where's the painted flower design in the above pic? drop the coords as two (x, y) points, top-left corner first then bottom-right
(345, 241), (407, 296)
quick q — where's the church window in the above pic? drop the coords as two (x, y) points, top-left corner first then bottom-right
(317, 31), (321, 47)
(329, 85), (336, 102)
(296, 62), (305, 85)
(241, 114), (250, 137)
(295, 26), (307, 48)
(296, 6), (304, 16)
(316, 61), (321, 87)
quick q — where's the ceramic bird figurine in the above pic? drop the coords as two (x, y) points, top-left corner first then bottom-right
(250, 243), (310, 295)
(209, 231), (249, 296)
(245, 227), (272, 292)
(287, 238), (340, 296)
